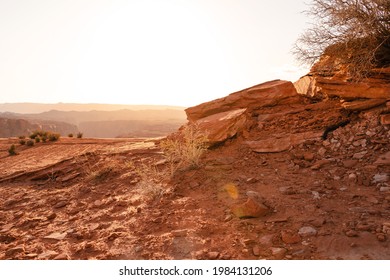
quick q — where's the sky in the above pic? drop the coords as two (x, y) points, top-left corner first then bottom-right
(0, 0), (311, 107)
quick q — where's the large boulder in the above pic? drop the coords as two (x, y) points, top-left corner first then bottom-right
(195, 108), (248, 146)
(185, 80), (298, 122)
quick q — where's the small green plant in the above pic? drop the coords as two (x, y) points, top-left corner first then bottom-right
(35, 137), (41, 143)
(8, 144), (17, 156)
(19, 139), (26, 145)
(18, 135), (26, 140)
(68, 133), (74, 138)
(77, 132), (83, 139)
(26, 139), (35, 146)
(41, 135), (47, 142)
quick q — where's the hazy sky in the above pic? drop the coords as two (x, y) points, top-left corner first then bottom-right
(0, 0), (311, 107)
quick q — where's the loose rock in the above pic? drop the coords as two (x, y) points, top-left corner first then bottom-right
(298, 226), (317, 237)
(281, 230), (301, 244)
(231, 197), (269, 218)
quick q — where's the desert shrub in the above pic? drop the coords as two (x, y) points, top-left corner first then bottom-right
(131, 161), (166, 200)
(77, 132), (83, 138)
(26, 139), (34, 146)
(41, 135), (47, 142)
(160, 123), (207, 176)
(294, 0), (390, 78)
(35, 137), (41, 143)
(19, 139), (26, 145)
(29, 130), (49, 139)
(8, 144), (17, 156)
(18, 135), (25, 140)
(68, 133), (74, 138)
(48, 133), (60, 142)
(85, 161), (116, 182)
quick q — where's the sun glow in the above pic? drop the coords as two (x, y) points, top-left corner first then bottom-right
(0, 0), (309, 107)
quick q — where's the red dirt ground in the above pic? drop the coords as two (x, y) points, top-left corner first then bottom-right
(0, 98), (389, 260)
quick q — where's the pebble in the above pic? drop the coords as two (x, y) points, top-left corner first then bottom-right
(303, 152), (315, 161)
(279, 187), (296, 195)
(379, 187), (390, 192)
(224, 215), (233, 222)
(53, 201), (68, 209)
(318, 147), (327, 157)
(312, 191), (320, 200)
(252, 245), (261, 256)
(281, 230), (301, 244)
(353, 151), (367, 159)
(348, 173), (357, 180)
(47, 213), (57, 220)
(43, 232), (67, 241)
(94, 200), (104, 207)
(38, 250), (59, 259)
(258, 234), (274, 247)
(345, 230), (359, 237)
(207, 251), (220, 260)
(231, 197), (269, 218)
(298, 226), (317, 237)
(373, 174), (389, 183)
(376, 233), (387, 242)
(311, 160), (330, 170)
(270, 247), (287, 259)
(53, 253), (69, 260)
(194, 250), (205, 260)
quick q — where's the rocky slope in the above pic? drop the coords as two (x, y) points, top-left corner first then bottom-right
(0, 69), (389, 260)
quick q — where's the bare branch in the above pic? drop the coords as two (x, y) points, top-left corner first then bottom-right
(293, 0), (390, 79)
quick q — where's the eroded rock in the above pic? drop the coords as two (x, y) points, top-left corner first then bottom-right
(185, 80), (297, 122)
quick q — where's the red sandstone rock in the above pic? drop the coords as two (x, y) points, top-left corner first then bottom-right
(185, 80), (297, 122)
(231, 197), (269, 218)
(380, 114), (390, 125)
(195, 108), (248, 146)
(342, 99), (387, 111)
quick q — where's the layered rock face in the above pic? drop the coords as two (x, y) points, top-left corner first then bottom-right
(180, 62), (389, 153)
(185, 80), (297, 122)
(294, 60), (390, 123)
(184, 80), (305, 147)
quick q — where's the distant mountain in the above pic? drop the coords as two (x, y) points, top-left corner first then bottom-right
(0, 103), (186, 114)
(0, 118), (78, 138)
(79, 120), (183, 138)
(0, 105), (187, 138)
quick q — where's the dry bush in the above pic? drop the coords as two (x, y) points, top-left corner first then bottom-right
(86, 163), (116, 182)
(294, 0), (390, 79)
(128, 160), (166, 200)
(160, 123), (207, 176)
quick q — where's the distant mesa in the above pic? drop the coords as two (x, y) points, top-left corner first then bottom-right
(0, 104), (186, 138)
